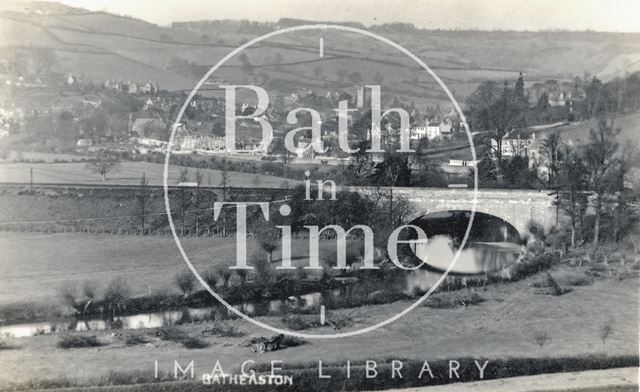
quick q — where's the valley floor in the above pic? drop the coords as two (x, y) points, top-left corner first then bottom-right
(0, 256), (637, 389)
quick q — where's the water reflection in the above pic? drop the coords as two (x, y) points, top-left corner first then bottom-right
(0, 292), (327, 338)
(413, 235), (522, 274)
(408, 210), (523, 275)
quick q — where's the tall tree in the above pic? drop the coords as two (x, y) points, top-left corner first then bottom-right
(539, 131), (563, 188)
(136, 172), (152, 234)
(558, 151), (587, 247)
(583, 118), (623, 245)
(466, 80), (524, 162)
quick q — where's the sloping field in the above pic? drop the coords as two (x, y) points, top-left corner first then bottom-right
(3, 7), (640, 99)
(535, 113), (640, 145)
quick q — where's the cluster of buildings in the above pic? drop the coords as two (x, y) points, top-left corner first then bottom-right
(410, 116), (454, 140)
(529, 80), (586, 111)
(64, 74), (161, 95)
(490, 129), (555, 179)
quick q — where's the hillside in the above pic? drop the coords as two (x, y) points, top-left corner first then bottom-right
(1, 1), (640, 104)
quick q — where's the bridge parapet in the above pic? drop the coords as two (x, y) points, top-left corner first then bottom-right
(351, 187), (556, 234)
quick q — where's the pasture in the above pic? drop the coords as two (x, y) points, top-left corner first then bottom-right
(0, 232), (329, 307)
(0, 254), (637, 387)
(536, 113), (640, 145)
(0, 161), (298, 187)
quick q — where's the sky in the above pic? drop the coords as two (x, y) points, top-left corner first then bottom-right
(43, 0), (640, 32)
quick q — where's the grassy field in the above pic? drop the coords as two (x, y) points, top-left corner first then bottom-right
(0, 232), (331, 307)
(0, 252), (637, 388)
(0, 161), (299, 187)
(535, 113), (640, 146)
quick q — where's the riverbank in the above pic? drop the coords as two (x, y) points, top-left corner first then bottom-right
(0, 259), (637, 389)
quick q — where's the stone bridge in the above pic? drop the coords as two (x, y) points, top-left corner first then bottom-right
(353, 187), (557, 234)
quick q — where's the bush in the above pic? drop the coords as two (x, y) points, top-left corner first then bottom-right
(600, 319), (613, 344)
(156, 326), (208, 349)
(202, 267), (219, 288)
(281, 335), (308, 348)
(424, 292), (485, 309)
(201, 320), (245, 337)
(156, 326), (188, 342)
(104, 277), (131, 314)
(326, 313), (353, 330)
(533, 331), (550, 347)
(508, 250), (560, 280)
(215, 264), (233, 289)
(123, 334), (149, 346)
(81, 281), (98, 301)
(58, 283), (79, 311)
(57, 334), (102, 349)
(282, 314), (318, 330)
(180, 336), (209, 349)
(251, 253), (274, 290)
(174, 270), (195, 297)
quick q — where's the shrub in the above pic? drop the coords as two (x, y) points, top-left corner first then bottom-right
(104, 277), (131, 314)
(174, 270), (195, 297)
(58, 283), (79, 311)
(202, 267), (219, 288)
(123, 334), (149, 346)
(533, 331), (550, 347)
(201, 320), (245, 337)
(156, 326), (188, 342)
(282, 314), (318, 330)
(251, 253), (274, 289)
(600, 319), (613, 344)
(81, 281), (98, 300)
(281, 335), (308, 348)
(181, 336), (209, 349)
(57, 334), (102, 349)
(156, 326), (207, 349)
(327, 313), (353, 330)
(215, 264), (233, 288)
(424, 292), (485, 309)
(509, 250), (560, 280)
(234, 269), (248, 286)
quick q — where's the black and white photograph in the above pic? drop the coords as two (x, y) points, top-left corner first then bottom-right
(0, 0), (638, 391)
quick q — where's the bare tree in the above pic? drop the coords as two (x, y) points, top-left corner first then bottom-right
(219, 160), (230, 236)
(584, 118), (622, 245)
(177, 167), (190, 235)
(558, 151), (587, 247)
(85, 150), (120, 181)
(194, 170), (204, 235)
(136, 172), (152, 234)
(219, 160), (230, 200)
(540, 131), (563, 188)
